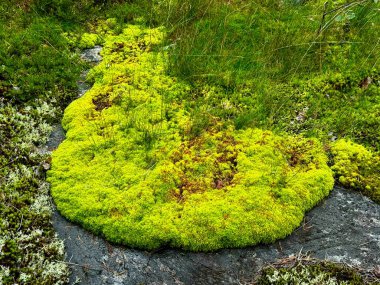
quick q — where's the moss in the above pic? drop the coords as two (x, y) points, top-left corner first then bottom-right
(1, 0), (379, 279)
(78, 33), (102, 49)
(48, 24), (334, 251)
(330, 139), (380, 203)
(281, 71), (380, 150)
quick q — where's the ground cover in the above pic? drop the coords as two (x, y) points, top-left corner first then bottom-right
(0, 1), (93, 283)
(256, 255), (380, 285)
(48, 24), (334, 251)
(1, 0), (380, 283)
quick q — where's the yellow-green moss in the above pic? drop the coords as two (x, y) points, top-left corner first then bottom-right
(78, 33), (102, 49)
(48, 24), (334, 251)
(331, 139), (380, 203)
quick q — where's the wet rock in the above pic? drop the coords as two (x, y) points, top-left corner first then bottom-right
(80, 46), (102, 63)
(46, 124), (65, 151)
(78, 46), (102, 97)
(78, 71), (91, 98)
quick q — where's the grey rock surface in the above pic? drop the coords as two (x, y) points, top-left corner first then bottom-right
(47, 124), (65, 151)
(77, 46), (102, 97)
(77, 70), (91, 98)
(80, 46), (102, 63)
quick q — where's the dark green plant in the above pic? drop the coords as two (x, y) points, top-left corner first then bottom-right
(0, 17), (82, 104)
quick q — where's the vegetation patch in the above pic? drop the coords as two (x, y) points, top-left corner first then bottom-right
(0, 1), (90, 283)
(2, 0), (380, 281)
(330, 139), (380, 203)
(256, 255), (380, 285)
(48, 25), (334, 251)
(0, 102), (69, 284)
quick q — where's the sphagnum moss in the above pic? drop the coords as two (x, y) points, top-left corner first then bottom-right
(48, 24), (334, 251)
(331, 139), (380, 203)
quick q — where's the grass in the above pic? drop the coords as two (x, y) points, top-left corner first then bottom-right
(99, 1), (380, 150)
(155, 1), (380, 85)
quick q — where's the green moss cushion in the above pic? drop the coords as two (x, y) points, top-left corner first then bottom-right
(48, 25), (334, 251)
(331, 139), (380, 203)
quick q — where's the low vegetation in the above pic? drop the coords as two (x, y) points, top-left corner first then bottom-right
(1, 0), (380, 283)
(0, 101), (69, 283)
(256, 255), (379, 285)
(48, 25), (334, 251)
(331, 139), (380, 203)
(0, 1), (84, 284)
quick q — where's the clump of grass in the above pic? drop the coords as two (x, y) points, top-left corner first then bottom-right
(157, 0), (380, 86)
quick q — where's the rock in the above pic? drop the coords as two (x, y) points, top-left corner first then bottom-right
(77, 47), (103, 98)
(46, 124), (65, 151)
(80, 46), (103, 63)
(77, 71), (90, 98)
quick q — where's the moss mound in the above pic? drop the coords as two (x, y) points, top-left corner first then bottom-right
(331, 139), (380, 203)
(48, 25), (334, 251)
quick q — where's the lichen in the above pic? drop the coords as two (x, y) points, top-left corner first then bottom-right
(0, 101), (69, 284)
(256, 256), (377, 285)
